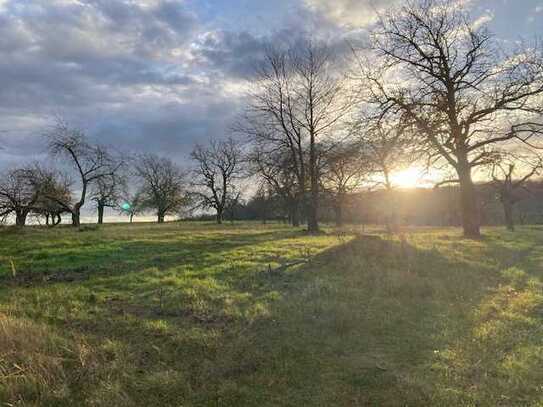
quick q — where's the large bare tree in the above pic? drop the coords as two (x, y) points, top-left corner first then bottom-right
(357, 0), (543, 237)
(245, 41), (351, 233)
(190, 137), (243, 224)
(135, 154), (187, 223)
(47, 121), (121, 227)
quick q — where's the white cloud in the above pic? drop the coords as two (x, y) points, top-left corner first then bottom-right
(303, 0), (398, 28)
(472, 11), (494, 29)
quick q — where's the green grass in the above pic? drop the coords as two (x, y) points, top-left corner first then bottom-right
(1, 222), (543, 406)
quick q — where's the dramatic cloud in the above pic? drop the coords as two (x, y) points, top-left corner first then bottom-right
(0, 0), (540, 173)
(0, 0), (203, 166)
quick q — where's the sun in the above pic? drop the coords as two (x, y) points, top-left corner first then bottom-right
(390, 167), (427, 188)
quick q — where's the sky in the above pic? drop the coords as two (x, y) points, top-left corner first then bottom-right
(0, 0), (542, 172)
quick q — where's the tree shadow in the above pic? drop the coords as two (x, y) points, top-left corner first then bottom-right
(3, 227), (543, 406)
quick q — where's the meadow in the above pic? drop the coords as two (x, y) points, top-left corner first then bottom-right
(1, 222), (543, 406)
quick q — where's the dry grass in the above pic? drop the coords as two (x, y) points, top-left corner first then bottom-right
(0, 313), (75, 405)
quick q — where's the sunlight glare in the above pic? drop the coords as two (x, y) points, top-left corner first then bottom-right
(390, 167), (428, 188)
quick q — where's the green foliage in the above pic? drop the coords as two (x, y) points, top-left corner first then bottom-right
(1, 222), (542, 406)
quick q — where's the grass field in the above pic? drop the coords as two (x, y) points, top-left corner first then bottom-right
(1, 222), (543, 406)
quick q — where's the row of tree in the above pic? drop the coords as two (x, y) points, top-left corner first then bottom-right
(0, 121), (246, 227)
(238, 0), (543, 237)
(2, 0), (543, 236)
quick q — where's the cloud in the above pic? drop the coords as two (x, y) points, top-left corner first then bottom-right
(472, 10), (495, 29)
(190, 30), (268, 79)
(0, 0), (220, 170)
(0, 0), (539, 176)
(0, 0), (357, 173)
(302, 0), (398, 28)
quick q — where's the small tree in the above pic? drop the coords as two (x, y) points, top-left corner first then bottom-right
(321, 141), (365, 226)
(135, 154), (187, 223)
(358, 117), (418, 231)
(247, 186), (273, 224)
(0, 167), (41, 226)
(91, 173), (124, 224)
(29, 165), (72, 226)
(248, 144), (301, 226)
(190, 137), (244, 224)
(490, 153), (542, 231)
(119, 188), (146, 223)
(47, 121), (120, 227)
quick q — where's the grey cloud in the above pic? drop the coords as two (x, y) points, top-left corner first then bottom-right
(0, 0), (385, 174)
(0, 0), (204, 164)
(191, 30), (268, 78)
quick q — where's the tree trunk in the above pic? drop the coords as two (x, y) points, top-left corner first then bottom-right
(54, 213), (62, 226)
(158, 212), (165, 223)
(45, 213), (50, 226)
(73, 182), (87, 227)
(15, 210), (27, 227)
(129, 213), (134, 223)
(290, 199), (301, 227)
(385, 188), (398, 234)
(457, 164), (480, 238)
(97, 204), (105, 225)
(334, 202), (343, 227)
(216, 209), (223, 224)
(72, 210), (81, 227)
(503, 199), (515, 231)
(307, 138), (319, 234)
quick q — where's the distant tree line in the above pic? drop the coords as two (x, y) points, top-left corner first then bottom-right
(1, 0), (542, 236)
(223, 180), (543, 229)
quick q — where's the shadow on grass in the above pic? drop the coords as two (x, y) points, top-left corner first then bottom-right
(0, 228), (308, 284)
(2, 228), (543, 406)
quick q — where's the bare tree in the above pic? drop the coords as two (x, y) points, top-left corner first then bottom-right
(0, 166), (41, 226)
(245, 41), (352, 233)
(490, 153), (542, 231)
(0, 163), (71, 226)
(248, 143), (301, 226)
(91, 173), (124, 224)
(28, 165), (72, 226)
(119, 188), (146, 223)
(356, 0), (543, 237)
(359, 119), (415, 191)
(135, 154), (187, 223)
(190, 137), (243, 224)
(321, 141), (365, 226)
(357, 116), (419, 231)
(47, 121), (121, 227)
(246, 185), (274, 224)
